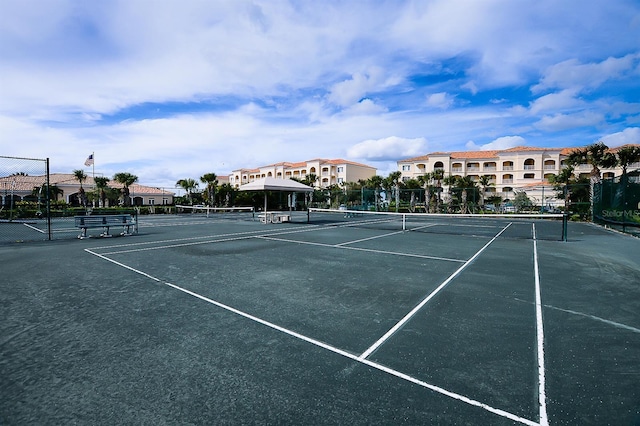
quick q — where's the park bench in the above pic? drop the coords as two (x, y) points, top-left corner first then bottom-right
(75, 214), (136, 239)
(258, 212), (291, 224)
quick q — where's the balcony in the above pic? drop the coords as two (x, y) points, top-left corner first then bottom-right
(466, 167), (480, 172)
(502, 166), (514, 171)
(524, 165), (536, 170)
(483, 166), (497, 172)
(451, 167), (463, 173)
(502, 179), (513, 184)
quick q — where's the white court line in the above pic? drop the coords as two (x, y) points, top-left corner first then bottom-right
(358, 222), (513, 360)
(22, 223), (45, 233)
(335, 229), (406, 246)
(255, 235), (466, 263)
(543, 305), (640, 334)
(533, 224), (549, 426)
(83, 247), (538, 426)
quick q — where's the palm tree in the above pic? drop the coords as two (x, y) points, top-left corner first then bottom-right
(456, 176), (477, 214)
(432, 169), (444, 212)
(565, 142), (617, 220)
(478, 175), (494, 210)
(615, 145), (640, 182)
(303, 173), (318, 188)
(614, 145), (640, 222)
(442, 175), (458, 212)
(73, 169), (87, 207)
(176, 178), (199, 205)
(366, 175), (385, 211)
(94, 176), (110, 207)
(417, 173), (433, 212)
(200, 173), (218, 206)
(113, 172), (138, 207)
(549, 165), (576, 214)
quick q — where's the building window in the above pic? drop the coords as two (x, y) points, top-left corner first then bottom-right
(524, 158), (535, 170)
(402, 165), (411, 171)
(503, 161), (514, 171)
(148, 199), (155, 205)
(162, 198), (168, 205)
(502, 174), (513, 184)
(434, 161), (444, 170)
(337, 177), (344, 184)
(524, 173), (535, 179)
(544, 160), (556, 170)
(337, 166), (344, 173)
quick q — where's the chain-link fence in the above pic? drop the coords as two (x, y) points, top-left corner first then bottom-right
(594, 178), (640, 237)
(1, 156), (52, 243)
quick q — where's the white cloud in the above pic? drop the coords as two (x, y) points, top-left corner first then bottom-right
(532, 53), (640, 93)
(534, 111), (604, 131)
(465, 136), (525, 151)
(600, 127), (640, 147)
(425, 92), (455, 109)
(529, 89), (582, 115)
(347, 136), (427, 161)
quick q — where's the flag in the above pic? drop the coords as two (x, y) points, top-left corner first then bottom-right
(84, 154), (94, 166)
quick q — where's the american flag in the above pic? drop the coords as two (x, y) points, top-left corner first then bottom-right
(84, 154), (94, 166)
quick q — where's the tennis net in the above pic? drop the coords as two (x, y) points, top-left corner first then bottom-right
(175, 205), (255, 220)
(308, 208), (568, 241)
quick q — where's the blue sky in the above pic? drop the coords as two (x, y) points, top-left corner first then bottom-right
(1, 0), (639, 188)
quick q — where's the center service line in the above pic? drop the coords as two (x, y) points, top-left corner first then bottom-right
(83, 246), (538, 426)
(358, 222), (513, 360)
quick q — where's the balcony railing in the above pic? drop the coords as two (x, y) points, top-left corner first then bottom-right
(524, 165), (536, 170)
(502, 166), (514, 171)
(451, 167), (463, 173)
(483, 166), (496, 171)
(502, 179), (513, 184)
(466, 167), (480, 172)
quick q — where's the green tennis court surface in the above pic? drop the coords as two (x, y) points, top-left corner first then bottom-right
(2, 212), (639, 425)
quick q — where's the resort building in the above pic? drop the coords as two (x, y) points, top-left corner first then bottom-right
(397, 145), (640, 207)
(229, 159), (377, 189)
(0, 173), (175, 207)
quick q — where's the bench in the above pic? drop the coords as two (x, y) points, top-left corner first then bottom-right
(258, 212), (291, 224)
(75, 215), (136, 239)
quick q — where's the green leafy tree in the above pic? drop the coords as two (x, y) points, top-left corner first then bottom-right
(417, 173), (433, 212)
(113, 172), (138, 206)
(513, 191), (533, 213)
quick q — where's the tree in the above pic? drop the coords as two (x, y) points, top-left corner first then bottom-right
(565, 142), (617, 220)
(513, 191), (533, 213)
(176, 178), (199, 205)
(302, 173), (318, 187)
(615, 145), (640, 182)
(365, 175), (385, 211)
(549, 165), (576, 214)
(383, 171), (403, 211)
(417, 173), (433, 212)
(200, 173), (218, 206)
(113, 172), (138, 206)
(93, 176), (110, 208)
(478, 175), (494, 210)
(73, 169), (88, 207)
(456, 176), (477, 214)
(442, 175), (458, 212)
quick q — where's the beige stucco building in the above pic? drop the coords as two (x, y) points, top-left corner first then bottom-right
(397, 145), (640, 206)
(229, 159), (377, 189)
(0, 173), (175, 207)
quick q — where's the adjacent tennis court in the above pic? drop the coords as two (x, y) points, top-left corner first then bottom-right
(2, 210), (639, 425)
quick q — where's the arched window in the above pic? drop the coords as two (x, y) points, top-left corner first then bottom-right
(524, 158), (535, 170)
(434, 161), (444, 170)
(503, 161), (514, 170)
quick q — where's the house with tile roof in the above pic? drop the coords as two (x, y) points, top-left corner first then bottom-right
(0, 173), (175, 207)
(397, 144), (640, 207)
(229, 159), (377, 189)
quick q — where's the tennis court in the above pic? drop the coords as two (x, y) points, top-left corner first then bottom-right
(2, 210), (639, 425)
